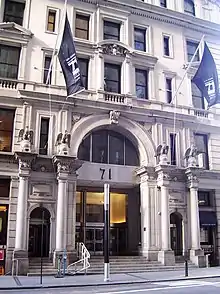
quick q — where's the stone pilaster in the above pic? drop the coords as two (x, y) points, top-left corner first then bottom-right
(155, 165), (175, 266)
(185, 167), (205, 267)
(13, 152), (37, 275)
(52, 155), (82, 266)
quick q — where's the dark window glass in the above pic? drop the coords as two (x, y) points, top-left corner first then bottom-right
(104, 63), (121, 93)
(92, 130), (108, 163)
(184, 0), (195, 16)
(136, 69), (148, 99)
(125, 138), (139, 166)
(166, 78), (172, 103)
(160, 0), (167, 7)
(134, 28), (146, 51)
(75, 14), (89, 40)
(163, 36), (170, 56)
(194, 133), (209, 169)
(0, 204), (8, 246)
(198, 191), (211, 206)
(3, 0), (25, 25)
(47, 9), (56, 32)
(0, 109), (15, 152)
(43, 55), (52, 84)
(103, 21), (120, 40)
(0, 179), (10, 198)
(191, 82), (204, 109)
(39, 118), (49, 155)
(78, 135), (90, 161)
(0, 45), (20, 79)
(78, 58), (89, 89)
(170, 133), (176, 165)
(109, 131), (124, 165)
(187, 41), (199, 62)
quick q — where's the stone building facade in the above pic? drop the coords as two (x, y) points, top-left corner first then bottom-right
(0, 0), (220, 275)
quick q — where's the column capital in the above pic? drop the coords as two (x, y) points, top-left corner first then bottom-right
(185, 167), (200, 189)
(52, 155), (82, 180)
(155, 165), (171, 187)
(15, 152), (37, 176)
(136, 166), (156, 184)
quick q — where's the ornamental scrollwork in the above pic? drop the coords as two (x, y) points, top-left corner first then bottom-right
(102, 44), (129, 56)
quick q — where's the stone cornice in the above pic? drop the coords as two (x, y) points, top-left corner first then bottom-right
(0, 22), (33, 44)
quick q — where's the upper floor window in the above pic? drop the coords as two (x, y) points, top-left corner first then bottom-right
(47, 9), (57, 32)
(166, 78), (172, 103)
(186, 40), (199, 62)
(135, 69), (148, 99)
(0, 45), (20, 79)
(170, 133), (177, 165)
(78, 58), (89, 89)
(184, 0), (195, 16)
(191, 82), (204, 109)
(160, 0), (167, 8)
(43, 55), (52, 84)
(104, 63), (121, 93)
(103, 21), (120, 41)
(194, 133), (209, 169)
(39, 118), (49, 155)
(198, 191), (212, 206)
(163, 35), (171, 57)
(78, 129), (139, 166)
(3, 0), (25, 26)
(134, 28), (146, 52)
(0, 180), (10, 198)
(0, 109), (15, 152)
(75, 14), (89, 40)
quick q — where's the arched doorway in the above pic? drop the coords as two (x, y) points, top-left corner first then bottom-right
(28, 207), (51, 258)
(170, 212), (183, 256)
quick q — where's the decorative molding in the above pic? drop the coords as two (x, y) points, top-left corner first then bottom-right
(72, 113), (81, 124)
(109, 110), (120, 124)
(102, 43), (129, 56)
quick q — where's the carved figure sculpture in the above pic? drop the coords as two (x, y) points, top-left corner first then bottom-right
(17, 126), (34, 152)
(55, 130), (71, 155)
(184, 144), (202, 167)
(109, 110), (120, 124)
(155, 142), (169, 165)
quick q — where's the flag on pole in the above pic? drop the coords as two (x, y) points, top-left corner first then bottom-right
(192, 42), (220, 108)
(58, 13), (84, 96)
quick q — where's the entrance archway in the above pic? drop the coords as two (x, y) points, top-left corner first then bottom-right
(28, 207), (50, 258)
(170, 212), (183, 256)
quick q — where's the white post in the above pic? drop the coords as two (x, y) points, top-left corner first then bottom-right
(161, 185), (170, 250)
(15, 176), (28, 250)
(104, 183), (110, 282)
(56, 179), (67, 251)
(190, 187), (200, 249)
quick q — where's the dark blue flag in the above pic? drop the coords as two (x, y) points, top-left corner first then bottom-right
(192, 42), (219, 108)
(58, 13), (84, 96)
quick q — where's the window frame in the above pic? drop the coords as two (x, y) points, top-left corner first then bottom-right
(170, 133), (177, 166)
(166, 77), (172, 103)
(194, 133), (209, 170)
(0, 44), (20, 80)
(46, 7), (59, 34)
(0, 108), (15, 153)
(103, 20), (120, 41)
(39, 117), (50, 155)
(75, 13), (90, 40)
(43, 54), (52, 85)
(3, 0), (25, 26)
(78, 58), (89, 89)
(135, 68), (149, 100)
(184, 0), (195, 16)
(191, 82), (205, 109)
(186, 40), (200, 62)
(134, 27), (146, 52)
(104, 63), (121, 94)
(160, 0), (167, 8)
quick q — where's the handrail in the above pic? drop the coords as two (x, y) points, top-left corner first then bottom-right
(12, 258), (18, 276)
(67, 242), (90, 275)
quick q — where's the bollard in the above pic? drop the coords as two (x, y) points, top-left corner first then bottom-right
(63, 249), (67, 276)
(185, 259), (188, 277)
(206, 254), (210, 268)
(55, 255), (63, 278)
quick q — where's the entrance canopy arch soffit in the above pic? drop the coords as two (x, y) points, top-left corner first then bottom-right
(27, 203), (55, 220)
(70, 114), (156, 166)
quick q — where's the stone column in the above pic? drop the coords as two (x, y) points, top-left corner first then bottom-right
(95, 47), (104, 92)
(18, 45), (28, 80)
(136, 167), (158, 261)
(155, 165), (175, 265)
(53, 155), (82, 265)
(124, 54), (132, 95)
(13, 152), (36, 275)
(186, 168), (205, 267)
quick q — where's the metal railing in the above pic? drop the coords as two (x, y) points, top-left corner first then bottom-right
(67, 242), (90, 275)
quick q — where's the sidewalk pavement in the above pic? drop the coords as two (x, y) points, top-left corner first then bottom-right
(1, 267), (220, 290)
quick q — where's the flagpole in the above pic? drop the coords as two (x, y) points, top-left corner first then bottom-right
(171, 35), (205, 105)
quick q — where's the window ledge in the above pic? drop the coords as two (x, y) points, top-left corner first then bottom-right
(0, 151), (13, 156)
(45, 30), (57, 35)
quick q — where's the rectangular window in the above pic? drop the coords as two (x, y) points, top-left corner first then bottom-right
(39, 118), (50, 155)
(186, 40), (199, 62)
(194, 133), (209, 169)
(163, 36), (170, 56)
(191, 82), (204, 109)
(78, 58), (89, 89)
(3, 0), (25, 26)
(0, 109), (15, 152)
(0, 45), (20, 79)
(170, 133), (177, 165)
(47, 9), (56, 32)
(104, 63), (121, 93)
(43, 55), (52, 84)
(0, 180), (10, 198)
(184, 0), (195, 16)
(160, 0), (167, 8)
(198, 191), (211, 206)
(134, 28), (146, 52)
(135, 69), (148, 99)
(166, 78), (172, 103)
(75, 14), (89, 40)
(103, 21), (120, 41)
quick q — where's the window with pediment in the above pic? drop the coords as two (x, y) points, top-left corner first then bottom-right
(104, 63), (121, 93)
(3, 0), (25, 26)
(0, 45), (20, 79)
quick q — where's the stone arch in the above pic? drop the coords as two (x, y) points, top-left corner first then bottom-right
(70, 114), (156, 166)
(170, 211), (183, 256)
(28, 203), (55, 220)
